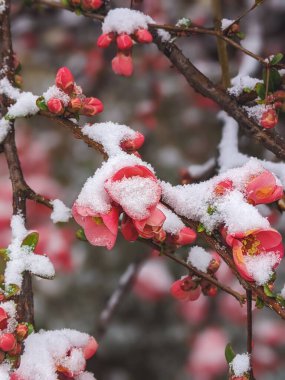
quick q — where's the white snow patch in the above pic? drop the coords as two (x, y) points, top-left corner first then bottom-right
(7, 92), (39, 118)
(50, 199), (71, 223)
(187, 246), (212, 272)
(231, 353), (250, 376)
(0, 0), (6, 14)
(221, 18), (234, 30)
(244, 252), (280, 285)
(0, 77), (21, 99)
(228, 75), (262, 97)
(188, 158), (215, 177)
(43, 85), (70, 106)
(0, 300), (17, 333)
(243, 103), (267, 124)
(157, 204), (184, 235)
(0, 118), (10, 143)
(0, 363), (11, 380)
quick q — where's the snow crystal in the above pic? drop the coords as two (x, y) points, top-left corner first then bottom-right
(0, 77), (21, 100)
(50, 199), (71, 223)
(0, 0), (6, 14)
(231, 353), (250, 376)
(0, 117), (10, 143)
(43, 85), (70, 106)
(187, 246), (212, 272)
(243, 103), (267, 124)
(102, 8), (152, 35)
(221, 18), (234, 30)
(16, 329), (91, 380)
(161, 159), (270, 234)
(82, 122), (138, 157)
(5, 215), (55, 290)
(244, 252), (280, 285)
(176, 17), (191, 28)
(0, 364), (10, 380)
(105, 176), (160, 220)
(157, 204), (184, 235)
(7, 92), (39, 119)
(76, 153), (154, 214)
(228, 75), (262, 97)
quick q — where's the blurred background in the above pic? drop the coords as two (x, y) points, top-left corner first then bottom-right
(1, 0), (285, 379)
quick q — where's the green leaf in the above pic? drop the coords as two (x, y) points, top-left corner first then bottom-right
(236, 32), (245, 40)
(255, 83), (266, 100)
(5, 284), (20, 298)
(61, 0), (70, 6)
(276, 295), (285, 307)
(36, 97), (48, 111)
(255, 297), (264, 309)
(21, 232), (39, 250)
(270, 53), (283, 66)
(27, 322), (35, 335)
(225, 343), (236, 364)
(0, 249), (8, 261)
(76, 228), (87, 241)
(197, 223), (206, 233)
(207, 205), (217, 215)
(263, 284), (275, 298)
(243, 87), (252, 93)
(262, 67), (282, 93)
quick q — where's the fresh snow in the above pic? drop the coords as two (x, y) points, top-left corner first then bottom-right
(231, 353), (250, 376)
(0, 118), (10, 143)
(157, 204), (185, 235)
(43, 85), (70, 106)
(50, 199), (71, 223)
(187, 246), (212, 272)
(244, 252), (280, 285)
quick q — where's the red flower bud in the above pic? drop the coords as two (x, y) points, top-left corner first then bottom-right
(16, 323), (29, 341)
(120, 132), (145, 151)
(47, 98), (64, 115)
(0, 308), (8, 330)
(83, 336), (98, 359)
(8, 342), (22, 356)
(116, 33), (133, 50)
(112, 52), (133, 77)
(55, 67), (75, 94)
(97, 33), (115, 48)
(260, 109), (278, 129)
(134, 28), (153, 44)
(9, 373), (24, 380)
(81, 97), (104, 116)
(69, 97), (82, 112)
(170, 277), (201, 301)
(201, 280), (218, 297)
(69, 0), (81, 6)
(81, 0), (103, 10)
(0, 333), (16, 352)
(173, 227), (197, 246)
(214, 179), (234, 196)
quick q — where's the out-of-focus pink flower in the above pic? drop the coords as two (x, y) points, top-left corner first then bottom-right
(116, 33), (133, 50)
(55, 67), (75, 95)
(97, 33), (115, 48)
(81, 97), (104, 116)
(72, 204), (119, 250)
(81, 0), (103, 10)
(134, 29), (153, 44)
(214, 179), (234, 196)
(226, 228), (283, 281)
(47, 98), (64, 115)
(170, 276), (201, 302)
(169, 226), (197, 246)
(260, 109), (278, 129)
(120, 131), (145, 151)
(134, 258), (173, 301)
(244, 170), (283, 205)
(178, 295), (209, 325)
(83, 337), (98, 359)
(112, 52), (133, 77)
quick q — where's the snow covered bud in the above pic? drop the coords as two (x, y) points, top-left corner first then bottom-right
(120, 131), (145, 151)
(97, 32), (115, 48)
(112, 52), (133, 77)
(55, 67), (75, 95)
(260, 109), (278, 129)
(116, 33), (133, 50)
(72, 204), (119, 250)
(81, 0), (103, 10)
(83, 336), (98, 359)
(214, 179), (234, 196)
(16, 323), (29, 341)
(0, 333), (16, 352)
(170, 276), (201, 301)
(173, 227), (197, 246)
(0, 308), (8, 330)
(47, 98), (64, 115)
(69, 97), (82, 113)
(245, 170), (283, 205)
(81, 97), (104, 116)
(134, 28), (153, 44)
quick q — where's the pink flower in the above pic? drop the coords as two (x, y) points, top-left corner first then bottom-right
(133, 206), (166, 239)
(260, 109), (278, 129)
(81, 0), (103, 10)
(244, 170), (283, 205)
(169, 226), (197, 246)
(81, 97), (104, 116)
(214, 179), (234, 196)
(97, 32), (115, 48)
(55, 67), (75, 95)
(83, 337), (98, 359)
(120, 131), (145, 151)
(226, 228), (283, 281)
(170, 276), (201, 301)
(112, 52), (133, 77)
(47, 98), (64, 115)
(72, 203), (119, 250)
(134, 28), (153, 43)
(121, 214), (139, 241)
(116, 33), (133, 50)
(0, 307), (8, 330)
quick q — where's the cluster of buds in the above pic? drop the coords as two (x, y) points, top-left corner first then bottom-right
(0, 305), (33, 371)
(171, 253), (221, 302)
(260, 90), (285, 129)
(67, 0), (103, 12)
(97, 28), (153, 76)
(37, 67), (104, 117)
